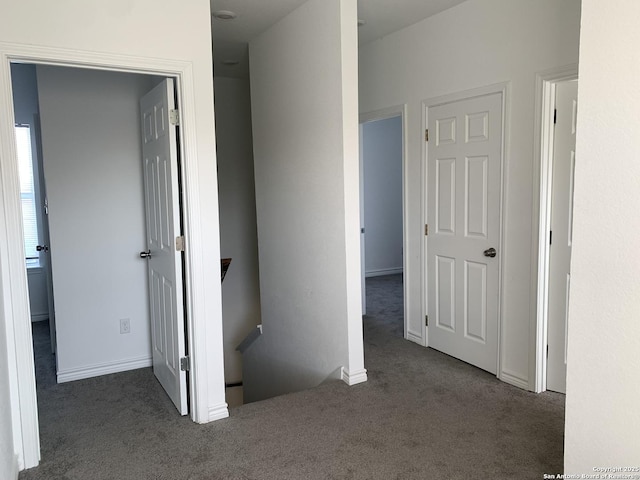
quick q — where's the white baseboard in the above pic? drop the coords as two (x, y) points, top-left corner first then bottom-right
(341, 367), (368, 386)
(57, 355), (152, 383)
(499, 369), (530, 391)
(365, 267), (403, 278)
(207, 403), (230, 422)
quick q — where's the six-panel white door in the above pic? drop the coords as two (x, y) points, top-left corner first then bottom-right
(546, 80), (578, 394)
(427, 92), (502, 374)
(140, 79), (188, 415)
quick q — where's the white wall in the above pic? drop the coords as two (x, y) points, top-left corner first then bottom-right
(245, 0), (365, 402)
(213, 76), (261, 384)
(36, 66), (154, 381)
(0, 0), (225, 468)
(564, 0), (640, 471)
(359, 0), (581, 388)
(362, 116), (403, 277)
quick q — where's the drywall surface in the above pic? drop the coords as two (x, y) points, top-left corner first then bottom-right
(564, 0), (640, 471)
(362, 116), (403, 276)
(26, 269), (48, 321)
(247, 0), (365, 402)
(37, 66), (154, 379)
(10, 64), (39, 125)
(359, 0), (581, 387)
(214, 76), (261, 384)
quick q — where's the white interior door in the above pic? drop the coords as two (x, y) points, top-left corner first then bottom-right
(140, 79), (188, 415)
(359, 124), (366, 314)
(546, 80), (578, 394)
(39, 196), (56, 357)
(33, 114), (57, 357)
(427, 92), (503, 374)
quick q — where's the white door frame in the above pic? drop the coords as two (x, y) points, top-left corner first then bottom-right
(359, 105), (409, 340)
(422, 82), (510, 382)
(532, 64), (579, 393)
(0, 43), (218, 470)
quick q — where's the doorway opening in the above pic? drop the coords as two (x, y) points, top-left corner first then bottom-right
(1, 44), (222, 469)
(534, 65), (579, 393)
(359, 106), (408, 337)
(11, 61), (190, 421)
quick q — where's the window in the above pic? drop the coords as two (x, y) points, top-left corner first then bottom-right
(15, 124), (40, 267)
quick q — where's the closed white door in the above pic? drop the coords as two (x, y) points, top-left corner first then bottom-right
(140, 79), (188, 415)
(547, 80), (578, 394)
(427, 92), (503, 374)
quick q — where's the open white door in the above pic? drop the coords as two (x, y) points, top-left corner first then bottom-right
(359, 124), (366, 315)
(32, 114), (57, 357)
(427, 92), (503, 374)
(140, 79), (188, 415)
(546, 80), (578, 394)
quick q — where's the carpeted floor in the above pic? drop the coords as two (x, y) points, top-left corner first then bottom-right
(20, 274), (564, 479)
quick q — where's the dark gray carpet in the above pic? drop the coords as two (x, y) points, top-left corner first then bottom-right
(21, 274), (564, 479)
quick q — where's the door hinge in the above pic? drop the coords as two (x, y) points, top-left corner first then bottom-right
(169, 109), (180, 126)
(546, 345), (549, 359)
(425, 129), (429, 142)
(176, 235), (185, 252)
(425, 315), (429, 326)
(549, 230), (553, 245)
(425, 224), (429, 236)
(553, 108), (557, 125)
(180, 356), (190, 371)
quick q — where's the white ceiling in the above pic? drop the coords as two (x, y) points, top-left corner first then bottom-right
(211, 0), (468, 78)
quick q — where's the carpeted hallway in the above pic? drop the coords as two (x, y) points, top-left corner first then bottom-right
(20, 274), (564, 479)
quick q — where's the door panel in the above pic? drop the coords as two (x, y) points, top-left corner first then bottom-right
(436, 158), (456, 234)
(435, 255), (456, 332)
(427, 92), (502, 374)
(464, 260), (486, 342)
(140, 79), (188, 415)
(547, 80), (578, 394)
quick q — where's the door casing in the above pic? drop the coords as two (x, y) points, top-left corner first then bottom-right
(422, 82), (510, 384)
(0, 43), (222, 470)
(532, 64), (579, 393)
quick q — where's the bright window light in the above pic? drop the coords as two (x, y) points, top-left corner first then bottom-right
(15, 124), (40, 266)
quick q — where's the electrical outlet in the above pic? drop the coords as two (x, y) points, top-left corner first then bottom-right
(120, 318), (131, 334)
